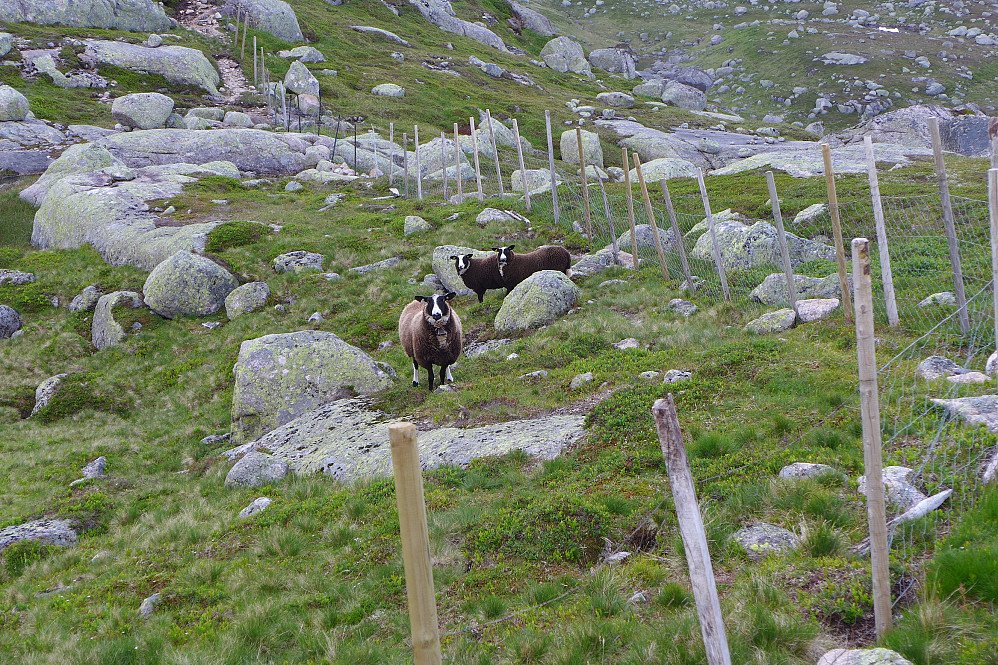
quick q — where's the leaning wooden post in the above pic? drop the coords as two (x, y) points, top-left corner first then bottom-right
(414, 125), (423, 201)
(822, 144), (852, 321)
(596, 176), (619, 259)
(989, 169), (998, 356)
(544, 110), (560, 224)
(485, 110), (504, 198)
(241, 12), (248, 62)
(634, 154), (671, 281)
(511, 119), (531, 211)
(766, 171), (798, 316)
(260, 47), (266, 91)
(622, 147), (640, 270)
(575, 127), (594, 243)
(440, 131), (448, 202)
(388, 123), (395, 186)
(389, 423), (443, 665)
(929, 118), (970, 335)
(652, 396), (732, 665)
(864, 136), (900, 328)
(252, 36), (258, 87)
(453, 123), (463, 204)
(403, 133), (410, 199)
(233, 9), (240, 53)
(661, 179), (695, 294)
(852, 237), (893, 640)
(991, 118), (998, 170)
(696, 169), (731, 301)
(469, 116), (484, 200)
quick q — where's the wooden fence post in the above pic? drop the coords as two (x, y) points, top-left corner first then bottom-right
(660, 179), (695, 294)
(929, 118), (970, 335)
(852, 237), (893, 640)
(389, 423), (443, 665)
(622, 148), (640, 270)
(512, 119), (531, 211)
(991, 118), (998, 169)
(252, 36), (258, 87)
(440, 132), (448, 202)
(453, 123), (463, 204)
(822, 144), (852, 321)
(633, 154), (670, 281)
(469, 116), (484, 200)
(414, 125), (423, 201)
(989, 169), (998, 357)
(403, 133), (410, 199)
(261, 47), (266, 92)
(575, 127), (594, 243)
(652, 396), (732, 665)
(864, 136), (900, 328)
(241, 13), (248, 62)
(233, 9), (240, 53)
(596, 176), (619, 260)
(696, 169), (731, 301)
(765, 171), (798, 317)
(388, 123), (395, 186)
(486, 110), (504, 198)
(545, 110), (560, 224)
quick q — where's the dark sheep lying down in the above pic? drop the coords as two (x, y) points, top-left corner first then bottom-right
(492, 244), (572, 290)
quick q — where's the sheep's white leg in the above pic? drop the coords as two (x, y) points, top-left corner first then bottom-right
(412, 361), (420, 386)
(445, 366), (455, 383)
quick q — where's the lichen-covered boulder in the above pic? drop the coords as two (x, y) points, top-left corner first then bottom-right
(627, 157), (697, 182)
(817, 649), (914, 665)
(405, 0), (508, 52)
(0, 0), (170, 32)
(111, 92), (174, 130)
(858, 466), (927, 511)
(0, 33), (12, 58)
(511, 169), (560, 196)
(540, 36), (592, 77)
(916, 355), (961, 381)
(596, 91), (635, 108)
(796, 298), (840, 322)
(372, 83), (405, 97)
(19, 143), (124, 206)
(560, 129), (603, 168)
(431, 245), (493, 296)
(404, 215), (433, 236)
(284, 60), (319, 96)
(221, 0), (303, 42)
(793, 202), (827, 225)
(0, 305), (22, 339)
(0, 269), (35, 286)
(81, 40), (220, 95)
(779, 462), (836, 480)
(0, 85), (30, 122)
(230, 331), (394, 443)
(31, 373), (69, 417)
(143, 251), (237, 319)
(732, 522), (798, 560)
(238, 496), (272, 517)
(273, 250), (324, 273)
(588, 48), (635, 79)
(750, 272), (849, 306)
(570, 247), (635, 278)
(279, 45), (324, 62)
(744, 308), (796, 334)
(495, 270), (580, 334)
(692, 220), (837, 272)
(661, 81), (706, 111)
(92, 291), (143, 350)
(615, 224), (675, 251)
(224, 451), (290, 488)
(918, 291), (957, 307)
(225, 282), (270, 319)
(509, 0), (555, 35)
(0, 519), (77, 552)
(223, 110), (253, 127)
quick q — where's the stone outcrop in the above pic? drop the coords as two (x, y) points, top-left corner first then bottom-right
(540, 37), (592, 78)
(143, 251), (238, 319)
(0, 519), (77, 552)
(81, 40), (220, 95)
(509, 1), (555, 36)
(225, 282), (271, 319)
(224, 451), (290, 488)
(691, 220), (836, 271)
(732, 523), (798, 560)
(816, 649), (914, 665)
(0, 305), (22, 339)
(92, 291), (144, 350)
(221, 0), (303, 42)
(744, 308), (796, 334)
(750, 273), (849, 306)
(406, 0), (508, 51)
(561, 128), (603, 168)
(0, 0), (171, 32)
(31, 373), (69, 417)
(588, 48), (635, 79)
(0, 85), (30, 122)
(111, 92), (174, 130)
(494, 270), (580, 333)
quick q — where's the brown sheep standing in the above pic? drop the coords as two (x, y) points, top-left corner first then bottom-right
(398, 291), (463, 391)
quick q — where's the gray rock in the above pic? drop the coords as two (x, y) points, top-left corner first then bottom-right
(917, 355), (964, 381)
(464, 339), (514, 358)
(225, 451), (290, 487)
(744, 309), (796, 334)
(350, 257), (401, 274)
(350, 26), (412, 47)
(614, 338), (640, 350)
(284, 60), (319, 96)
(230, 331), (393, 443)
(796, 298), (840, 322)
(820, 52), (868, 65)
(146, 33), (162, 48)
(540, 36), (592, 78)
(81, 40), (220, 94)
(406, 0), (508, 52)
(0, 305), (24, 340)
(560, 128), (603, 168)
(139, 593), (160, 618)
(511, 169), (560, 196)
(0, 519), (77, 552)
(519, 370), (548, 379)
(225, 282), (271, 319)
(238, 497), (272, 518)
(0, 269), (34, 286)
(371, 83), (405, 97)
(432, 245), (493, 296)
(596, 92), (635, 109)
(667, 299), (697, 317)
(0, 85), (30, 122)
(111, 93), (174, 130)
(616, 224), (674, 251)
(733, 522), (798, 560)
(662, 369), (691, 384)
(279, 46), (324, 63)
(932, 395), (998, 434)
(0, 33), (11, 58)
(627, 157), (697, 182)
(570, 371), (594, 389)
(674, 66), (714, 92)
(750, 273), (848, 306)
(223, 111), (253, 127)
(221, 0), (303, 41)
(31, 373), (69, 417)
(804, 122), (825, 137)
(143, 251), (237, 319)
(284, 181), (303, 192)
(92, 291), (143, 350)
(494, 270), (581, 333)
(661, 81), (706, 111)
(778, 462), (835, 479)
(0, 0), (170, 32)
(589, 49), (636, 79)
(274, 250), (324, 273)
(816, 649), (914, 665)
(509, 1), (556, 36)
(918, 292), (956, 307)
(987, 351), (998, 377)
(71, 456), (108, 485)
(404, 215), (433, 236)
(792, 203), (827, 225)
(692, 221), (837, 272)
(186, 108), (225, 122)
(246, 398), (586, 481)
(858, 466), (926, 511)
(570, 247), (634, 278)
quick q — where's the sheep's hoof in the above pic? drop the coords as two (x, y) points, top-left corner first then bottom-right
(412, 381), (419, 387)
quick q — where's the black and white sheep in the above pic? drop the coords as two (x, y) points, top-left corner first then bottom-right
(492, 245), (572, 290)
(398, 292), (463, 391)
(450, 253), (505, 302)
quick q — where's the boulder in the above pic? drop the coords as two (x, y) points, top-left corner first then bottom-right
(238, 497), (272, 517)
(750, 273), (848, 306)
(540, 36), (592, 78)
(816, 649), (914, 665)
(779, 462), (835, 479)
(70, 285), (103, 313)
(931, 395), (998, 433)
(494, 270), (580, 333)
(596, 92), (635, 109)
(81, 40), (220, 95)
(404, 215), (432, 236)
(279, 46), (324, 63)
(0, 85), (30, 122)
(0, 270), (34, 286)
(221, 0), (303, 42)
(588, 49), (635, 79)
(19, 143), (125, 206)
(0, 33), (11, 58)
(0, 0), (171, 32)
(570, 372), (594, 389)
(662, 369), (691, 383)
(92, 291), (144, 350)
(732, 522), (798, 560)
(223, 111), (253, 127)
(692, 221), (837, 272)
(284, 60), (319, 96)
(371, 83), (405, 97)
(796, 298), (840, 322)
(0, 305), (22, 339)
(111, 92), (174, 130)
(0, 519), (77, 552)
(819, 52), (868, 65)
(627, 157), (696, 181)
(349, 257), (401, 274)
(632, 79), (666, 98)
(225, 282), (270, 320)
(915, 355), (961, 381)
(667, 299), (697, 317)
(918, 292), (956, 307)
(570, 247), (634, 278)
(143, 251), (237, 319)
(661, 81), (706, 111)
(350, 26), (412, 47)
(509, 1), (556, 36)
(673, 66), (714, 92)
(511, 169), (560, 196)
(139, 593), (160, 618)
(230, 331), (394, 443)
(243, 397), (586, 480)
(30, 373), (69, 417)
(858, 466), (926, 512)
(431, 245), (493, 296)
(560, 129), (603, 168)
(744, 309), (796, 334)
(405, 0), (508, 51)
(224, 451), (290, 488)
(793, 203), (827, 225)
(615, 224), (675, 251)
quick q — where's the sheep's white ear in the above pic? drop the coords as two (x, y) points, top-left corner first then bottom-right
(444, 291), (456, 301)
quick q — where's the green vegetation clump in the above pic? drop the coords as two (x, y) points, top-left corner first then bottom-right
(1, 540), (51, 579)
(928, 488), (998, 603)
(205, 221), (267, 253)
(32, 373), (131, 423)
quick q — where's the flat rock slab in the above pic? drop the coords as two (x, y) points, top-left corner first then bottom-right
(745, 308), (796, 334)
(244, 398), (586, 482)
(932, 395), (998, 433)
(817, 648), (914, 665)
(732, 522), (798, 560)
(796, 298), (839, 322)
(0, 519), (77, 552)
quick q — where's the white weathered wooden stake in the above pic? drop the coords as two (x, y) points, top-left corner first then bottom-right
(929, 118), (970, 335)
(486, 110), (504, 198)
(389, 423), (443, 665)
(575, 127), (594, 242)
(512, 118), (531, 211)
(403, 133), (410, 199)
(440, 131), (448, 202)
(469, 116), (484, 200)
(634, 153), (670, 281)
(545, 110), (560, 224)
(766, 171), (798, 316)
(241, 12), (248, 62)
(622, 147), (640, 270)
(852, 237), (893, 640)
(453, 123), (463, 204)
(652, 396), (732, 665)
(233, 9), (240, 53)
(991, 117), (998, 169)
(414, 125), (423, 201)
(661, 179), (695, 294)
(989, 169), (998, 357)
(252, 36), (258, 88)
(388, 123), (395, 186)
(864, 136), (900, 328)
(822, 144), (852, 321)
(696, 169), (731, 301)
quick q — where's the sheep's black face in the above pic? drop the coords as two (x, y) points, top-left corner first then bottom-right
(415, 292), (456, 327)
(450, 254), (474, 275)
(493, 245), (515, 266)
